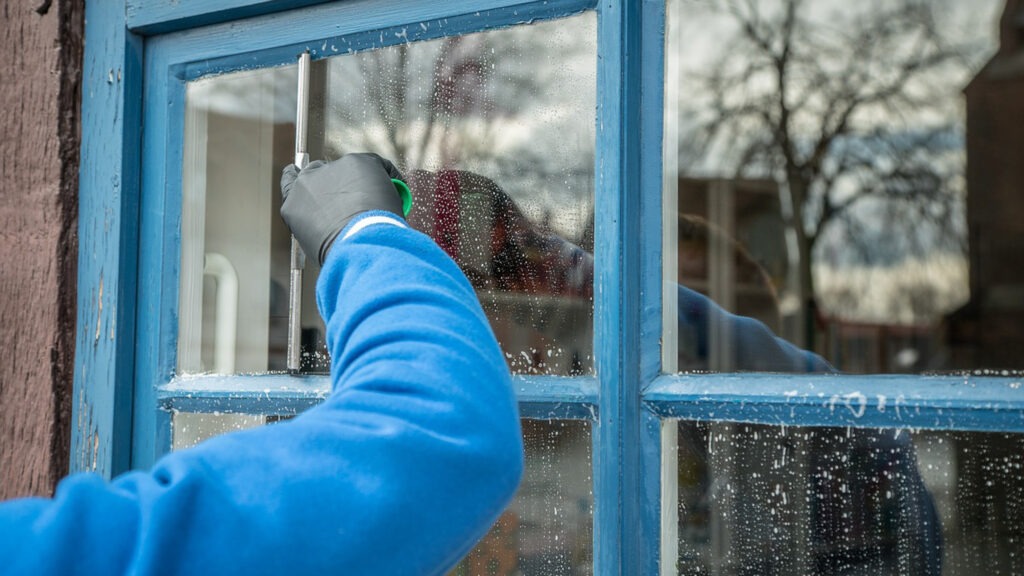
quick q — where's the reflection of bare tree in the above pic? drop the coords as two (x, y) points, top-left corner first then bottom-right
(681, 0), (986, 344)
(325, 20), (597, 246)
(351, 35), (498, 168)
(329, 26), (592, 169)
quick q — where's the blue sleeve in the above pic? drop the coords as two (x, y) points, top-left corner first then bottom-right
(0, 212), (524, 576)
(676, 285), (834, 373)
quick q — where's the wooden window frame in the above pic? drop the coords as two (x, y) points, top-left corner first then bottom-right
(75, 1), (1024, 574)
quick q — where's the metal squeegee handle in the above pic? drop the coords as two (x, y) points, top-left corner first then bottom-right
(287, 51), (311, 373)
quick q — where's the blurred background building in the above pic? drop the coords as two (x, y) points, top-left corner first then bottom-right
(948, 0), (1024, 371)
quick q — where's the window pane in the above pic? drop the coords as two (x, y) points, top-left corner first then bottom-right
(454, 419), (593, 576)
(663, 0), (1022, 374)
(172, 414), (593, 575)
(668, 420), (1024, 575)
(178, 13), (596, 376)
(179, 66), (296, 374)
(172, 411), (267, 450)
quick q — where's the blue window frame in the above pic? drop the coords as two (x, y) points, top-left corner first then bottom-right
(74, 1), (1024, 574)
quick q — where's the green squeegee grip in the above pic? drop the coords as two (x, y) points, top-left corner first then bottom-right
(392, 178), (413, 218)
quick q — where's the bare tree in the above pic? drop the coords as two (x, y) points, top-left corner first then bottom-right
(678, 0), (988, 345)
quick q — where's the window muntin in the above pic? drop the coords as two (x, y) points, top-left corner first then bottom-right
(178, 12), (597, 376)
(662, 0), (1019, 375)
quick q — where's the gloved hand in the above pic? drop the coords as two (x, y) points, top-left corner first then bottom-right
(280, 153), (405, 265)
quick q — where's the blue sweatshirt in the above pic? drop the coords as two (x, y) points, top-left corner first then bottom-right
(0, 212), (525, 575)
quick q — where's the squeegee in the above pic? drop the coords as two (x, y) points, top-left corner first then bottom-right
(287, 51), (311, 373)
(286, 51), (413, 373)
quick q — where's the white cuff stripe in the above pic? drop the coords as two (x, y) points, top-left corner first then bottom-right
(341, 215), (408, 241)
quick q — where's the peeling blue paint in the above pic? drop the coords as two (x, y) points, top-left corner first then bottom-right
(72, 0), (143, 478)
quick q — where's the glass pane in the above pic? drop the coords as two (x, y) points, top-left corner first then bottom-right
(179, 13), (596, 376)
(669, 420), (1024, 576)
(663, 0), (1022, 374)
(179, 66), (297, 374)
(453, 419), (593, 576)
(171, 411), (268, 450)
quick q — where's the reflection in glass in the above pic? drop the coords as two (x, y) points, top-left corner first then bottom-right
(171, 412), (267, 450)
(179, 66), (297, 375)
(670, 420), (1024, 576)
(179, 13), (596, 376)
(664, 0), (1023, 373)
(453, 419), (593, 576)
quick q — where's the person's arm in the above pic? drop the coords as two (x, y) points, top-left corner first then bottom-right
(0, 160), (524, 575)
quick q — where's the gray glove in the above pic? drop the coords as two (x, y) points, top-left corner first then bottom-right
(280, 153), (405, 265)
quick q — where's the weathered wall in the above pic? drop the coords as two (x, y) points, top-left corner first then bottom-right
(0, 0), (83, 498)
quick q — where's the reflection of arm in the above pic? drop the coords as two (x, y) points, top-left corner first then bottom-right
(672, 286), (941, 573)
(533, 237), (938, 570)
(676, 285), (834, 373)
(0, 213), (524, 575)
(672, 281), (942, 572)
(535, 233), (831, 372)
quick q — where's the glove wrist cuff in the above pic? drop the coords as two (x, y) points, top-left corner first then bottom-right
(320, 210), (407, 265)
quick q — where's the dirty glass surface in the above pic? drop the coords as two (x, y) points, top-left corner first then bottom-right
(172, 415), (593, 576)
(668, 420), (1024, 576)
(663, 0), (1022, 374)
(172, 411), (267, 450)
(179, 12), (597, 376)
(452, 419), (593, 576)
